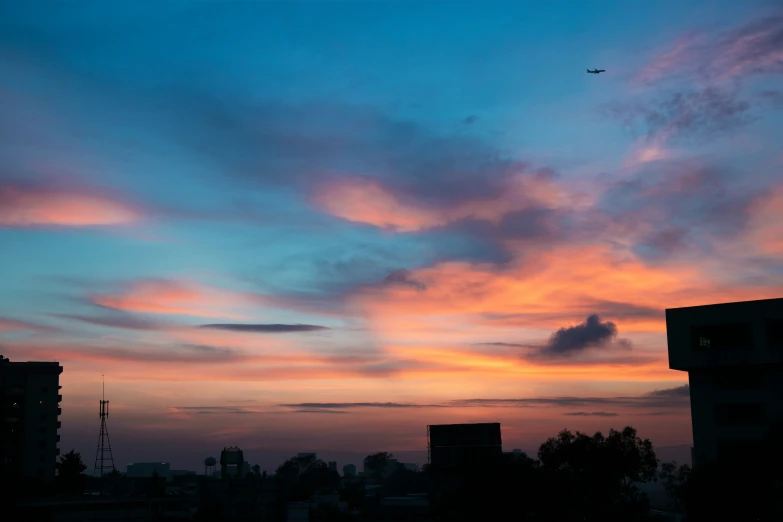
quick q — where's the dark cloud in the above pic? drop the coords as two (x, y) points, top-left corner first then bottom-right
(282, 385), (690, 412)
(52, 312), (165, 331)
(165, 96), (525, 211)
(435, 206), (568, 247)
(564, 412), (619, 417)
(199, 323), (328, 333)
(450, 384), (691, 410)
(535, 314), (630, 358)
(593, 164), (763, 261)
(606, 87), (754, 144)
(383, 269), (426, 291)
(475, 342), (530, 349)
(481, 301), (663, 330)
(646, 384), (690, 397)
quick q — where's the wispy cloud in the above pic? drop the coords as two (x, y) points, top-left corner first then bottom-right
(291, 409), (349, 414)
(52, 312), (166, 331)
(199, 323), (328, 333)
(280, 402), (442, 409)
(607, 87), (755, 144)
(0, 316), (54, 333)
(564, 411), (619, 417)
(0, 182), (141, 228)
(282, 386), (691, 412)
(633, 15), (783, 85)
(450, 384), (691, 410)
(89, 279), (263, 318)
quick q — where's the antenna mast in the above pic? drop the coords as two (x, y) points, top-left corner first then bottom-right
(93, 374), (116, 481)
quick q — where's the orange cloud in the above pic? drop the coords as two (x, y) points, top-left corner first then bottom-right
(311, 173), (576, 232)
(90, 279), (262, 318)
(0, 184), (140, 227)
(348, 243), (783, 346)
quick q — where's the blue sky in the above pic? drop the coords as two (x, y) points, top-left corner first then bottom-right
(1, 0), (782, 471)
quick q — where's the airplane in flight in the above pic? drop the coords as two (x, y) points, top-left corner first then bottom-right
(587, 69), (606, 74)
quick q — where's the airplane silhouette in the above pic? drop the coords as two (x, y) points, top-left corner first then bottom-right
(587, 69), (605, 74)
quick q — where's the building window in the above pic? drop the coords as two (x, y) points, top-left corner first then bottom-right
(714, 403), (765, 427)
(691, 323), (753, 350)
(767, 318), (783, 348)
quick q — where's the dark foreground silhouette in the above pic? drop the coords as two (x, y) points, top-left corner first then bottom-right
(7, 424), (782, 521)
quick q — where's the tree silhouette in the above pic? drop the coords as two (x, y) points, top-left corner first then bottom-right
(275, 455), (339, 500)
(148, 469), (166, 498)
(56, 449), (87, 496)
(363, 452), (395, 483)
(536, 426), (657, 521)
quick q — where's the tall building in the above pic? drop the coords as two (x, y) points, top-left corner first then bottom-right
(342, 464), (356, 477)
(666, 297), (783, 467)
(427, 423), (503, 470)
(0, 355), (63, 480)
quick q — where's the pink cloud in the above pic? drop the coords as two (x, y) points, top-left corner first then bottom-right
(633, 34), (702, 86)
(311, 172), (576, 232)
(0, 184), (140, 227)
(90, 279), (261, 318)
(633, 15), (783, 86)
(0, 317), (50, 333)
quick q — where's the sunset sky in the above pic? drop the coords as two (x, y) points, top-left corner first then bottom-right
(1, 0), (782, 473)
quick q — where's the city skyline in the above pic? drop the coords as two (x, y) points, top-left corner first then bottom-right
(1, 1), (782, 472)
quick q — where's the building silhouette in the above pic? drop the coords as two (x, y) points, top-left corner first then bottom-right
(427, 422), (502, 469)
(127, 462), (171, 480)
(0, 355), (62, 480)
(667, 297), (783, 467)
(219, 446), (245, 479)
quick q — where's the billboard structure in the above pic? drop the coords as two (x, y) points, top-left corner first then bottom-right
(427, 423), (502, 470)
